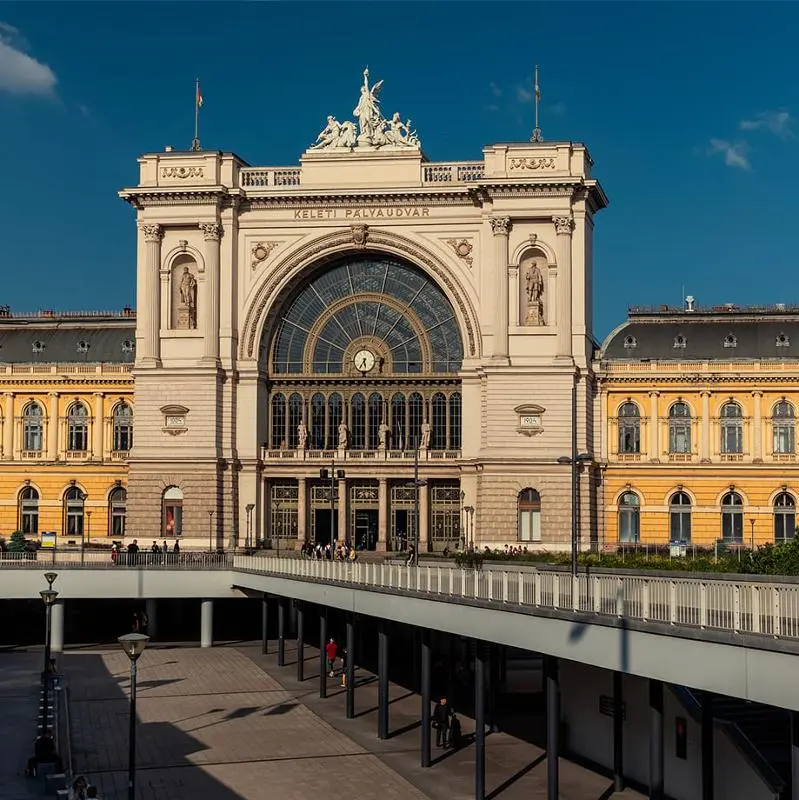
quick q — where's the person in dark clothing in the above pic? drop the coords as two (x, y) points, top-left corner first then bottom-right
(432, 696), (453, 747)
(25, 730), (62, 775)
(449, 712), (462, 749)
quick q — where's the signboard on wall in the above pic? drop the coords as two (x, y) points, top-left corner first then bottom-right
(41, 532), (56, 549)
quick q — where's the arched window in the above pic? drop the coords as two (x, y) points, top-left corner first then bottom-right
(67, 402), (89, 452)
(774, 492), (796, 542)
(668, 402), (692, 454)
(64, 487), (85, 536)
(408, 392), (423, 449)
(617, 402), (641, 454)
(112, 402), (133, 452)
(449, 393), (462, 450)
(773, 400), (795, 455)
(310, 392), (325, 449)
(517, 489), (541, 543)
(270, 393), (286, 449)
(721, 491), (743, 542)
(720, 402), (743, 454)
(431, 393), (447, 450)
(391, 393), (406, 451)
(367, 393), (383, 450)
(162, 486), (183, 537)
(109, 487), (127, 537)
(19, 486), (39, 535)
(327, 393), (343, 450)
(287, 393), (303, 449)
(23, 402), (43, 452)
(618, 492), (640, 543)
(669, 492), (692, 542)
(350, 393), (365, 450)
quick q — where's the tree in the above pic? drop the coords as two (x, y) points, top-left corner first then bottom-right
(7, 531), (27, 553)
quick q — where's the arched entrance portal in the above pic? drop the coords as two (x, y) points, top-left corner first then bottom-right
(262, 254), (465, 552)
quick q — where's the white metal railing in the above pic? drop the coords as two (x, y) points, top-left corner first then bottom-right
(232, 555), (799, 642)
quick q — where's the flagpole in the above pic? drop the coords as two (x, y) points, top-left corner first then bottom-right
(191, 77), (201, 151)
(531, 64), (543, 143)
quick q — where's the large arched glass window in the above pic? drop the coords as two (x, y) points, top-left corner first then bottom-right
(618, 492), (640, 543)
(669, 491), (692, 542)
(721, 491), (743, 542)
(23, 402), (43, 452)
(112, 402), (133, 452)
(720, 402), (743, 454)
(67, 402), (89, 452)
(773, 401), (795, 454)
(350, 393), (366, 450)
(287, 393), (303, 448)
(618, 402), (641, 454)
(162, 486), (183, 537)
(327, 393), (343, 450)
(19, 486), (39, 534)
(64, 487), (85, 536)
(517, 488), (541, 542)
(109, 487), (127, 537)
(668, 402), (692, 454)
(774, 492), (796, 542)
(431, 393), (447, 450)
(449, 393), (462, 450)
(270, 393), (286, 449)
(310, 392), (325, 449)
(391, 393), (406, 451)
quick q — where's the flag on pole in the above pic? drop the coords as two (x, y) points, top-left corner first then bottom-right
(197, 82), (204, 108)
(535, 68), (541, 102)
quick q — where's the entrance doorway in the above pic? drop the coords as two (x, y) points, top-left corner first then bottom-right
(313, 508), (337, 546)
(354, 509), (378, 551)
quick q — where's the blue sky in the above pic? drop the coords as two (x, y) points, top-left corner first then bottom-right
(1, 2), (797, 340)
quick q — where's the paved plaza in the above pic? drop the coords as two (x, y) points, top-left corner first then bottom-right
(1, 643), (645, 800)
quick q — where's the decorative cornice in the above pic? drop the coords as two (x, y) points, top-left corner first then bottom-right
(120, 187), (228, 210)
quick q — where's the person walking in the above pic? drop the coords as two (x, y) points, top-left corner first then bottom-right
(325, 638), (338, 677)
(432, 696), (453, 748)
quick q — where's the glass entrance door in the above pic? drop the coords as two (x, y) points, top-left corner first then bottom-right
(354, 509), (378, 551)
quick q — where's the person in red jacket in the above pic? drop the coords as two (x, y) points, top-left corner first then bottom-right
(325, 638), (338, 677)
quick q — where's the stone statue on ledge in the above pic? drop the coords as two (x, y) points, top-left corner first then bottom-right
(338, 421), (349, 450)
(378, 422), (390, 451)
(177, 266), (197, 329)
(297, 421), (308, 450)
(524, 261), (545, 326)
(419, 422), (431, 451)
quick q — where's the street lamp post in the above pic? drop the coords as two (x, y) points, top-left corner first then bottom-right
(464, 506), (475, 549)
(750, 517), (756, 551)
(557, 451), (593, 576)
(207, 509), (215, 554)
(40, 572), (58, 737)
(245, 503), (255, 551)
(405, 437), (428, 565)
(118, 632), (150, 800)
(320, 461), (345, 547)
(86, 510), (92, 549)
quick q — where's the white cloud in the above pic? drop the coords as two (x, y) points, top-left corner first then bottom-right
(0, 21), (57, 96)
(740, 109), (794, 140)
(708, 139), (751, 170)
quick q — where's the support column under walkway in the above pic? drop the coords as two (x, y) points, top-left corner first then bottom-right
(378, 621), (389, 740)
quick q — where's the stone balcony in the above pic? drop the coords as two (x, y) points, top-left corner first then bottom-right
(261, 447), (462, 464)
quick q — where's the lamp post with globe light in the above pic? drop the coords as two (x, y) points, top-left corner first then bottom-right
(39, 571), (58, 736)
(118, 632), (150, 800)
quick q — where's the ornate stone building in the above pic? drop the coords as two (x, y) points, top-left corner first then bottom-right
(596, 304), (799, 547)
(119, 72), (607, 551)
(0, 308), (134, 543)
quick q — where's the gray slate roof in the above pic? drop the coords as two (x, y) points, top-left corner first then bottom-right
(0, 322), (136, 364)
(600, 317), (799, 361)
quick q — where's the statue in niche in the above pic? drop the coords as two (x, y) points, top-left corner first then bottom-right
(177, 266), (197, 329)
(523, 259), (545, 327)
(297, 421), (308, 450)
(338, 421), (349, 449)
(419, 422), (431, 451)
(378, 422), (391, 451)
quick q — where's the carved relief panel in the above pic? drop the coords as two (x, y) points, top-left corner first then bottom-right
(170, 254), (199, 330)
(519, 249), (547, 327)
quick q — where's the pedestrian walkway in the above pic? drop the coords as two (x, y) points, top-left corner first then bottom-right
(0, 651), (48, 800)
(242, 640), (646, 800)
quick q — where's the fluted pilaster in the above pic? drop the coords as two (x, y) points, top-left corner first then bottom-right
(489, 216), (511, 361)
(201, 222), (223, 362)
(139, 224), (163, 365)
(553, 215), (574, 358)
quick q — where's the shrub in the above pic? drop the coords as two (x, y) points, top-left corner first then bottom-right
(7, 530), (27, 553)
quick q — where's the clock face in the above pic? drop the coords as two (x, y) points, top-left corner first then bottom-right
(354, 348), (376, 373)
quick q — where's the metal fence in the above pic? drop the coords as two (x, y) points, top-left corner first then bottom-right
(234, 555), (799, 641)
(0, 551), (233, 569)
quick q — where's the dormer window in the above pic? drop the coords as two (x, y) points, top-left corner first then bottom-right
(32, 340), (45, 354)
(77, 340), (90, 354)
(776, 333), (790, 347)
(121, 339), (135, 354)
(723, 333), (738, 348)
(623, 335), (638, 350)
(673, 335), (687, 349)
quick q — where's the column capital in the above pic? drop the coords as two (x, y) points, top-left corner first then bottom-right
(93, 391), (104, 398)
(751, 390), (763, 398)
(48, 391), (59, 397)
(139, 223), (163, 242)
(3, 391), (14, 398)
(489, 216), (511, 236)
(297, 476), (307, 486)
(648, 390), (660, 398)
(200, 222), (224, 241)
(700, 390), (712, 398)
(552, 215), (575, 236)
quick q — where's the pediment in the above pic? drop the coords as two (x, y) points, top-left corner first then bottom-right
(514, 404), (546, 415)
(160, 404), (189, 415)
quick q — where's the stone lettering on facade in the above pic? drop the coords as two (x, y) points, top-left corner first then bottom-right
(292, 207), (431, 220)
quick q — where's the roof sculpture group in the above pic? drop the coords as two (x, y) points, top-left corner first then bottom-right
(309, 68), (420, 152)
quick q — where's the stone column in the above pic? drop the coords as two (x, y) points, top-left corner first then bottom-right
(337, 478), (347, 543)
(700, 391), (711, 463)
(509, 265), (520, 328)
(200, 599), (214, 648)
(139, 224), (163, 365)
(145, 599), (158, 640)
(648, 391), (660, 462)
(47, 392), (58, 461)
(297, 477), (307, 546)
(599, 386), (608, 461)
(50, 599), (65, 654)
(752, 391), (763, 462)
(553, 215), (575, 359)
(489, 216), (511, 361)
(92, 392), (104, 461)
(419, 482), (429, 552)
(2, 393), (13, 460)
(200, 222), (223, 362)
(377, 478), (388, 551)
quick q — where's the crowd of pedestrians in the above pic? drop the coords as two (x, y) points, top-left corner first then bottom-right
(300, 540), (358, 562)
(110, 539), (180, 564)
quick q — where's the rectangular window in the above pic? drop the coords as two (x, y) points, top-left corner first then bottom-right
(669, 511), (691, 542)
(774, 425), (795, 454)
(775, 513), (796, 541)
(23, 426), (42, 452)
(721, 425), (742, 454)
(519, 510), (541, 542)
(669, 424), (691, 453)
(722, 512), (743, 542)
